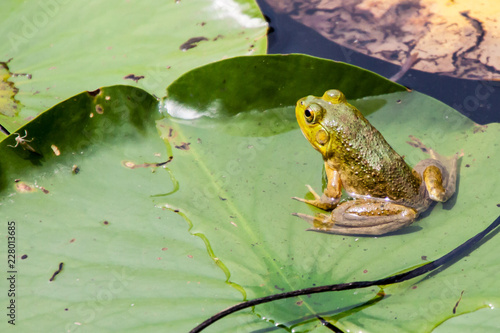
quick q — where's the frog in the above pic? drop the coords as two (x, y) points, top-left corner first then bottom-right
(293, 89), (458, 235)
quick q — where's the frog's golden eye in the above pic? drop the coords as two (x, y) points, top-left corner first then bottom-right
(304, 103), (322, 123)
(304, 108), (314, 123)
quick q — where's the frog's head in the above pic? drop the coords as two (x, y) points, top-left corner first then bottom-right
(295, 89), (348, 159)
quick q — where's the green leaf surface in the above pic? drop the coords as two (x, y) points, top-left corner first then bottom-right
(1, 55), (499, 332)
(163, 55), (500, 332)
(434, 307), (500, 333)
(165, 54), (406, 119)
(0, 0), (267, 137)
(0, 85), (270, 332)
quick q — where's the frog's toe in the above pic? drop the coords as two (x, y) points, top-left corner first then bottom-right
(292, 212), (311, 221)
(292, 196), (307, 202)
(292, 184), (320, 202)
(293, 212), (333, 230)
(292, 185), (339, 210)
(291, 196), (311, 206)
(305, 184), (322, 200)
(407, 135), (438, 158)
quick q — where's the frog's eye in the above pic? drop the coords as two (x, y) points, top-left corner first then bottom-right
(304, 108), (314, 122)
(304, 103), (321, 123)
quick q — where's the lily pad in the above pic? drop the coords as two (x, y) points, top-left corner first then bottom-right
(434, 307), (500, 333)
(1, 54), (499, 332)
(0, 85), (271, 332)
(0, 0), (267, 137)
(163, 54), (500, 331)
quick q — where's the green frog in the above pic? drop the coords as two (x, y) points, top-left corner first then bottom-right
(293, 89), (458, 235)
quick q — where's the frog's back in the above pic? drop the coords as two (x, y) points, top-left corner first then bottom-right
(325, 102), (421, 201)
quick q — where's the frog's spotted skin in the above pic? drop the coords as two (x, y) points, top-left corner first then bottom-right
(293, 90), (458, 235)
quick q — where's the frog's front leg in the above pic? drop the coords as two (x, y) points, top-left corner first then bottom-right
(292, 161), (341, 210)
(294, 199), (418, 235)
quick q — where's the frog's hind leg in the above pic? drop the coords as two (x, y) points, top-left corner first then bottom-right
(294, 199), (418, 236)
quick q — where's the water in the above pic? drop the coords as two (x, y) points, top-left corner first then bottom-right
(257, 0), (500, 125)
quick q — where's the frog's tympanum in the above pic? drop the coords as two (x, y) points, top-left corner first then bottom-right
(293, 89), (458, 235)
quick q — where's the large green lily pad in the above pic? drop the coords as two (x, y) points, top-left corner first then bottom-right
(0, 0), (267, 137)
(0, 55), (499, 332)
(163, 55), (500, 332)
(0, 85), (271, 332)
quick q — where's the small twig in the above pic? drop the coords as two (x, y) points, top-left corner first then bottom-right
(49, 262), (64, 282)
(390, 52), (419, 82)
(453, 290), (465, 314)
(0, 123), (10, 136)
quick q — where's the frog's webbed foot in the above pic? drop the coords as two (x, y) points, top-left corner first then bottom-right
(407, 135), (459, 162)
(409, 136), (459, 203)
(294, 200), (418, 236)
(292, 184), (339, 211)
(407, 135), (433, 155)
